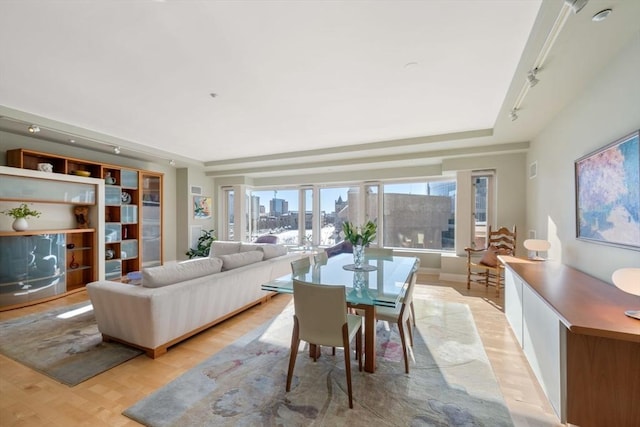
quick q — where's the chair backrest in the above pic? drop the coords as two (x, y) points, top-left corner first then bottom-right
(365, 247), (393, 257)
(293, 279), (348, 348)
(487, 225), (517, 256)
(291, 257), (311, 275)
(314, 251), (328, 265)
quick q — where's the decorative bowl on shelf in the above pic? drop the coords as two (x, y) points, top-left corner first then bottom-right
(73, 170), (91, 177)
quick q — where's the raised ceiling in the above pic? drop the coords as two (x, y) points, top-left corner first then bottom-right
(1, 1), (638, 178)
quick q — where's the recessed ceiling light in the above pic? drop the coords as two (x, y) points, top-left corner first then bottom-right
(113, 146), (121, 155)
(69, 139), (76, 144)
(28, 125), (40, 133)
(592, 9), (612, 22)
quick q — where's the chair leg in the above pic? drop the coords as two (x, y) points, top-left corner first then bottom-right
(410, 301), (416, 327)
(397, 320), (410, 374)
(342, 324), (354, 409)
(286, 317), (300, 392)
(356, 327), (363, 372)
(406, 317), (414, 347)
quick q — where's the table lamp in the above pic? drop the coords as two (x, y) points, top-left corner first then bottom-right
(523, 239), (551, 261)
(612, 268), (640, 320)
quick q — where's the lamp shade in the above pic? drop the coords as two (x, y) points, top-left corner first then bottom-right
(523, 239), (551, 252)
(612, 268), (640, 296)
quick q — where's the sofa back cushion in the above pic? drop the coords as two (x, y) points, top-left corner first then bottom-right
(239, 243), (262, 252)
(259, 244), (288, 259)
(219, 250), (264, 271)
(209, 241), (242, 257)
(143, 257), (223, 288)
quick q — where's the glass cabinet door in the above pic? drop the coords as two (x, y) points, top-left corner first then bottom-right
(141, 173), (162, 268)
(0, 233), (67, 308)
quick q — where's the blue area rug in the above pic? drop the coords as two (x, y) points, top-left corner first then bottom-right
(0, 302), (142, 386)
(124, 298), (513, 426)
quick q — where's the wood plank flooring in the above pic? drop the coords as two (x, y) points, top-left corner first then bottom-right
(0, 275), (563, 426)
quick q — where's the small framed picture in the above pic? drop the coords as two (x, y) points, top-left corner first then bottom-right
(193, 196), (212, 219)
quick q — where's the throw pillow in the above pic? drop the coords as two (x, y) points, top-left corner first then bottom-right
(479, 246), (507, 267)
(258, 244), (287, 260)
(219, 250), (264, 271)
(209, 241), (242, 257)
(255, 235), (278, 244)
(143, 257), (223, 288)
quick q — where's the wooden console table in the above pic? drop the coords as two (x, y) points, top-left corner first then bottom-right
(501, 257), (639, 427)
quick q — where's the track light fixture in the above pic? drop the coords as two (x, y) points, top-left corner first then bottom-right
(527, 68), (539, 87)
(509, 1), (581, 122)
(169, 159), (176, 166)
(565, 0), (589, 14)
(113, 146), (121, 155)
(28, 125), (40, 133)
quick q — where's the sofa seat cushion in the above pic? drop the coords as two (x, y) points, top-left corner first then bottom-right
(143, 257), (223, 288)
(219, 250), (264, 271)
(209, 241), (242, 257)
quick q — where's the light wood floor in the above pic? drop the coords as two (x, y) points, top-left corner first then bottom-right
(0, 275), (563, 427)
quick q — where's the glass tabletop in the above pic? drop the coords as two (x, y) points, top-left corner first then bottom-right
(262, 252), (418, 307)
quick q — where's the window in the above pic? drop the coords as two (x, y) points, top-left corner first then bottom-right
(236, 175), (483, 252)
(221, 188), (234, 241)
(382, 180), (456, 250)
(472, 173), (494, 249)
(249, 189), (300, 244)
(319, 186), (360, 246)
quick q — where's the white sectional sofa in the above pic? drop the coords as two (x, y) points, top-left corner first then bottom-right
(87, 241), (301, 357)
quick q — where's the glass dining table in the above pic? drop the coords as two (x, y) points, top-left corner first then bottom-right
(261, 252), (419, 373)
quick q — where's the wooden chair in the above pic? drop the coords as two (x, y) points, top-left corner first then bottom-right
(464, 225), (516, 296)
(286, 279), (363, 408)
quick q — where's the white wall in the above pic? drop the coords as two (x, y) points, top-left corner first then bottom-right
(527, 31), (640, 283)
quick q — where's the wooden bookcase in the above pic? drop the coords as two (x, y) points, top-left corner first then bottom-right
(6, 148), (163, 284)
(0, 166), (102, 310)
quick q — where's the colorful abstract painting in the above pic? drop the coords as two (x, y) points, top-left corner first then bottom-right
(575, 130), (640, 249)
(193, 196), (212, 219)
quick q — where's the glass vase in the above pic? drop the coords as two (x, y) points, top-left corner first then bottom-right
(353, 244), (364, 269)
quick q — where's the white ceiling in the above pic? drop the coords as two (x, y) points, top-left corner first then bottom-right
(1, 1), (638, 178)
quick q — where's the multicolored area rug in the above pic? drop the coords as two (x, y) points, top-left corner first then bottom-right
(0, 302), (142, 386)
(124, 299), (513, 426)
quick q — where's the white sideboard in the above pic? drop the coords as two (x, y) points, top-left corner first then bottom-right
(502, 257), (639, 427)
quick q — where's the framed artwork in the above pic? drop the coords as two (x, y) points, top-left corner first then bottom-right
(575, 130), (639, 250)
(193, 196), (212, 219)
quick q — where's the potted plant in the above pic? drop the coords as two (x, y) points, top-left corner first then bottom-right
(342, 220), (377, 268)
(2, 203), (41, 231)
(186, 229), (217, 259)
